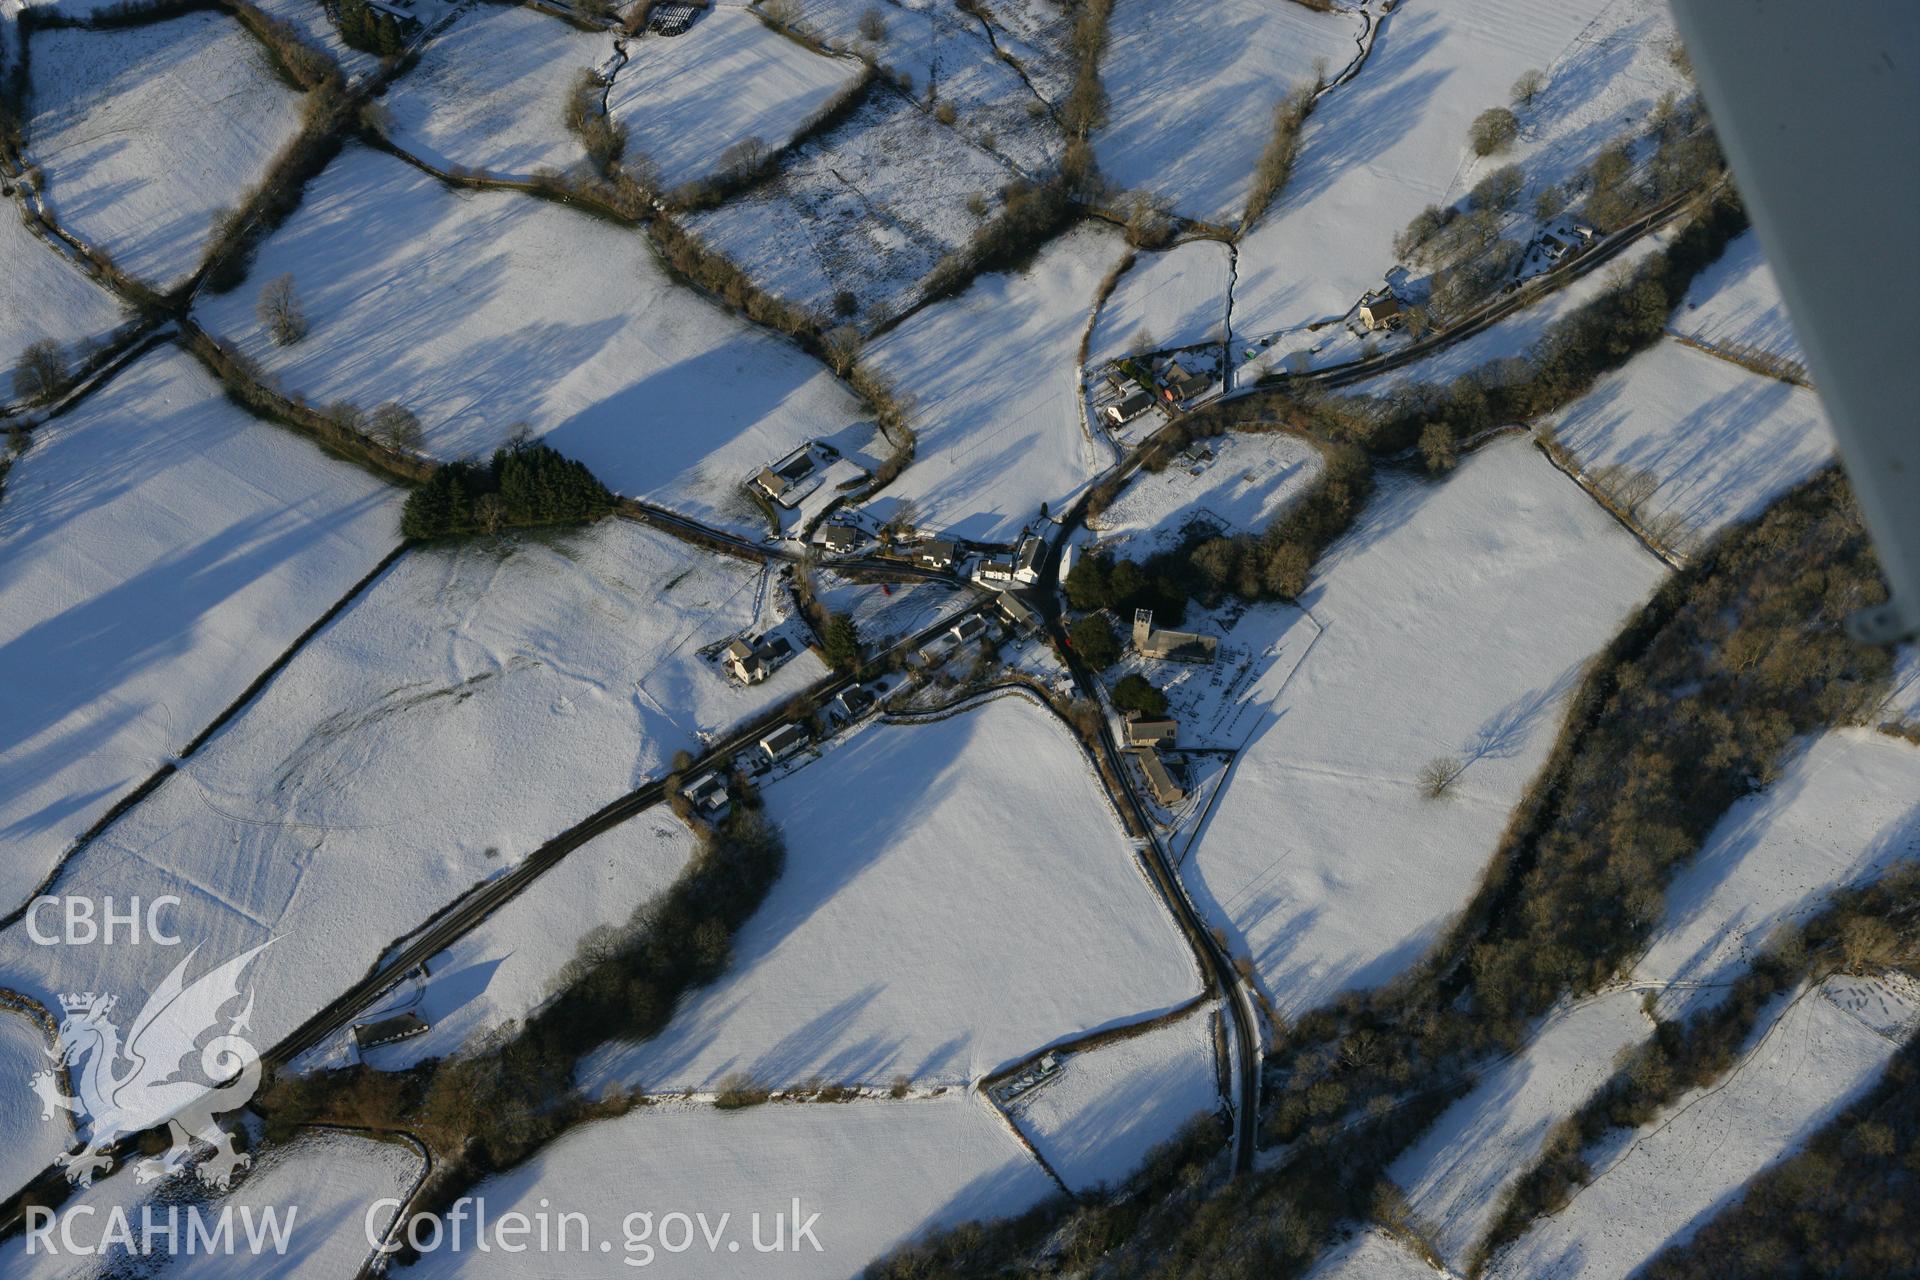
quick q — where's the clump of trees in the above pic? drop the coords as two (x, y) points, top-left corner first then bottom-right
(1112, 673), (1167, 717)
(822, 612), (861, 670)
(1069, 613), (1120, 671)
(401, 442), (615, 539)
(1468, 163), (1523, 213)
(1071, 435), (1372, 616)
(1470, 105), (1519, 155)
(335, 0), (409, 55)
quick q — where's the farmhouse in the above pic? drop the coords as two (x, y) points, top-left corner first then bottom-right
(815, 523), (860, 553)
(724, 634), (794, 685)
(681, 772), (731, 819)
(1132, 609), (1218, 662)
(833, 686), (876, 721)
(975, 554), (1019, 585)
(950, 614), (988, 645)
(749, 445), (821, 508)
(759, 722), (809, 764)
(1013, 535), (1045, 584)
(1124, 715), (1178, 748)
(996, 591), (1041, 632)
(914, 539), (958, 571)
(1169, 370), (1211, 403)
(1357, 291), (1404, 332)
(1131, 748), (1186, 806)
(1104, 388), (1155, 426)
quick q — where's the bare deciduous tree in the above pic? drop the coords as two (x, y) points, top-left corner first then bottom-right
(371, 402), (423, 451)
(257, 273), (308, 346)
(11, 338), (67, 405)
(1418, 755), (1462, 799)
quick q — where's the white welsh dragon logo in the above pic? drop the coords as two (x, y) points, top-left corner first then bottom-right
(30, 943), (269, 1190)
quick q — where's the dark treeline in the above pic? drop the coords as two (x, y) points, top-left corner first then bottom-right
(400, 442), (615, 539)
(1474, 862), (1920, 1271)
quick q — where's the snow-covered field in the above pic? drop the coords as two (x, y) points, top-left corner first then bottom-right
(610, 8), (863, 193)
(0, 344), (401, 916)
(0, 1125), (420, 1279)
(1087, 240), (1231, 366)
(1546, 337), (1834, 550)
(1089, 430), (1323, 555)
(685, 91), (1013, 325)
(812, 572), (970, 646)
(1234, 0), (1614, 337)
(1094, 0), (1361, 225)
(194, 144), (874, 535)
(0, 1009), (67, 1204)
(1005, 1006), (1221, 1194)
(357, 813), (700, 1070)
(1391, 992), (1651, 1268)
(0, 519), (825, 1060)
(409, 1096), (1056, 1279)
(182, 1128), (419, 1279)
(1637, 729), (1920, 1019)
(1186, 438), (1666, 1013)
(1485, 977), (1912, 1280)
(1672, 229), (1807, 366)
(785, 0), (1060, 175)
(971, 0), (1074, 103)
(383, 4), (607, 181)
(25, 14), (305, 288)
(581, 694), (1201, 1092)
(1443, 0), (1689, 252)
(0, 209), (127, 383)
(864, 222), (1128, 541)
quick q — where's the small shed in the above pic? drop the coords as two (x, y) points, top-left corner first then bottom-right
(352, 1013), (429, 1053)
